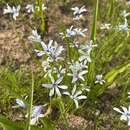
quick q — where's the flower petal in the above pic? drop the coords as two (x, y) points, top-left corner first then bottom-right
(49, 88), (54, 97)
(63, 91), (70, 96)
(113, 107), (123, 114)
(74, 99), (79, 109)
(42, 84), (53, 88)
(72, 85), (76, 95)
(58, 85), (68, 89)
(77, 95), (87, 100)
(120, 115), (127, 121)
(30, 117), (37, 125)
(55, 87), (61, 96)
(55, 77), (63, 84)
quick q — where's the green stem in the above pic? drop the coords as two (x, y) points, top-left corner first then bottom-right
(39, 0), (46, 36)
(91, 0), (99, 41)
(59, 98), (70, 130)
(108, 0), (114, 17)
(27, 71), (34, 130)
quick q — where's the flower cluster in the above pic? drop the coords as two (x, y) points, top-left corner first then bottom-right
(3, 2), (109, 127)
(3, 4), (20, 20)
(71, 6), (87, 20)
(3, 3), (47, 20)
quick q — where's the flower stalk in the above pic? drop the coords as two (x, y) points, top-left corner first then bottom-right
(27, 71), (34, 130)
(91, 0), (99, 41)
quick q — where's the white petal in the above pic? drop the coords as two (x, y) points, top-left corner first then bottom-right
(113, 107), (123, 114)
(75, 91), (82, 97)
(63, 92), (70, 96)
(74, 99), (79, 109)
(79, 70), (88, 76)
(48, 40), (53, 48)
(121, 106), (128, 114)
(77, 95), (87, 100)
(79, 75), (85, 81)
(128, 119), (130, 126)
(41, 41), (47, 50)
(55, 87), (61, 96)
(55, 77), (63, 84)
(120, 115), (127, 121)
(72, 85), (76, 95)
(49, 88), (54, 97)
(42, 84), (53, 88)
(39, 114), (45, 118)
(16, 99), (26, 108)
(30, 117), (37, 125)
(58, 85), (68, 89)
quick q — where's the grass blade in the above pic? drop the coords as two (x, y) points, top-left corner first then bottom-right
(91, 0), (99, 41)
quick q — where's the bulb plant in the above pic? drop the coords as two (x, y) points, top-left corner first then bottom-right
(0, 0), (130, 129)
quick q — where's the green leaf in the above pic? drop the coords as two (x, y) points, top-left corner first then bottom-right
(41, 117), (54, 130)
(89, 62), (130, 100)
(108, 0), (114, 17)
(0, 115), (52, 130)
(104, 62), (130, 84)
(0, 115), (24, 130)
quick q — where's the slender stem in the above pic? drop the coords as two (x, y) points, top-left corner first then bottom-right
(59, 98), (70, 130)
(108, 0), (114, 17)
(91, 0), (99, 41)
(39, 0), (46, 36)
(88, 0), (99, 100)
(27, 71), (34, 130)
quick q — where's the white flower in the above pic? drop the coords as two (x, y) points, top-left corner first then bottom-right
(36, 4), (47, 12)
(118, 18), (129, 32)
(34, 40), (64, 62)
(68, 69), (87, 83)
(70, 41), (79, 48)
(128, 1), (130, 5)
(79, 40), (97, 54)
(113, 106), (130, 126)
(41, 40), (53, 54)
(63, 26), (87, 38)
(79, 40), (97, 62)
(53, 65), (66, 78)
(28, 30), (42, 43)
(117, 18), (129, 36)
(100, 23), (111, 30)
(63, 85), (87, 108)
(41, 4), (47, 11)
(71, 6), (87, 15)
(95, 74), (105, 85)
(16, 99), (26, 108)
(73, 28), (88, 37)
(68, 61), (88, 83)
(80, 84), (90, 92)
(47, 42), (64, 62)
(34, 40), (53, 57)
(26, 4), (35, 13)
(42, 61), (52, 78)
(3, 4), (20, 20)
(30, 105), (45, 125)
(121, 10), (130, 18)
(42, 77), (68, 97)
(34, 49), (44, 57)
(71, 6), (87, 20)
(65, 26), (77, 37)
